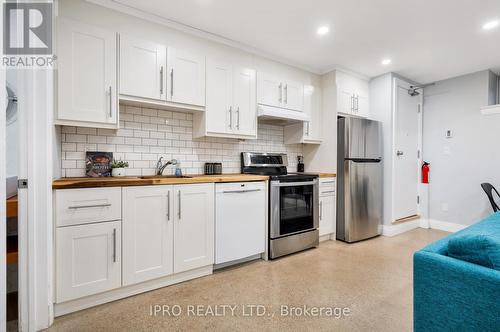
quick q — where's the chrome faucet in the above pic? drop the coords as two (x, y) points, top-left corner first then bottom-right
(155, 157), (178, 175)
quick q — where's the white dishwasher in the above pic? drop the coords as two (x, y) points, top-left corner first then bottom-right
(215, 181), (266, 264)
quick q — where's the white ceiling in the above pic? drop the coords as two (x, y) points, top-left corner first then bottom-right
(110, 0), (500, 83)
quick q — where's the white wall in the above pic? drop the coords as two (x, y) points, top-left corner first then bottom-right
(423, 70), (499, 226)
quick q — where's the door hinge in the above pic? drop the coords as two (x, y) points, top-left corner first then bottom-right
(417, 195), (420, 204)
(18, 179), (28, 189)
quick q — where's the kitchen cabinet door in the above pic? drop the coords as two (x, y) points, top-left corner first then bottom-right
(120, 36), (166, 101)
(205, 59), (233, 134)
(338, 88), (354, 115)
(57, 18), (117, 127)
(56, 221), (121, 303)
(356, 94), (369, 118)
(319, 194), (336, 236)
(122, 186), (173, 286)
(167, 48), (206, 106)
(257, 72), (282, 108)
(233, 66), (257, 136)
(173, 184), (214, 273)
(283, 80), (304, 112)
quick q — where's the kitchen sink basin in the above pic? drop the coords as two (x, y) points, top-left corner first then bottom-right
(140, 175), (193, 179)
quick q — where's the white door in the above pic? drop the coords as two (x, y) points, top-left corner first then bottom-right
(167, 48), (205, 106)
(257, 72), (281, 107)
(319, 195), (336, 236)
(206, 59), (232, 134)
(57, 19), (117, 125)
(120, 36), (166, 101)
(122, 186), (173, 286)
(215, 182), (266, 264)
(338, 89), (354, 115)
(173, 184), (214, 273)
(56, 221), (121, 303)
(393, 80), (421, 221)
(232, 66), (256, 136)
(283, 80), (304, 111)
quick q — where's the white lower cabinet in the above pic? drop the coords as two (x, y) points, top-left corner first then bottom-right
(318, 178), (337, 237)
(215, 182), (266, 264)
(174, 183), (215, 273)
(56, 221), (121, 303)
(122, 186), (174, 286)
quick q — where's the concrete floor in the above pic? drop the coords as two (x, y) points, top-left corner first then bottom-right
(46, 228), (448, 332)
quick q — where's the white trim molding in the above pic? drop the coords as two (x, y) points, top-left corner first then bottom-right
(382, 218), (467, 237)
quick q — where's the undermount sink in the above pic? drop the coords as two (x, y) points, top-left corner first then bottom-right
(140, 175), (193, 179)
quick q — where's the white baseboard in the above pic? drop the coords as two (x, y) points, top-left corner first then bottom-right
(382, 218), (467, 237)
(427, 219), (467, 233)
(382, 219), (421, 237)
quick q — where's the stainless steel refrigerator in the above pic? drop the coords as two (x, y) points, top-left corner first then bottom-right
(336, 117), (383, 243)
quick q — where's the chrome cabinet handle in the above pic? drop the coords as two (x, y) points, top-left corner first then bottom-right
(222, 189), (261, 194)
(166, 191), (170, 221)
(170, 68), (174, 97)
(284, 84), (288, 104)
(350, 95), (354, 112)
(112, 228), (117, 263)
(319, 201), (323, 220)
(322, 181), (335, 184)
(177, 190), (181, 219)
(279, 83), (282, 103)
(355, 95), (359, 112)
(236, 106), (240, 129)
(229, 106), (232, 129)
(306, 122), (310, 136)
(68, 203), (112, 209)
(160, 66), (164, 95)
(108, 86), (113, 118)
(321, 190), (336, 194)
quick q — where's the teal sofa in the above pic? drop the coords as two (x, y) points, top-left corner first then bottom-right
(413, 212), (500, 332)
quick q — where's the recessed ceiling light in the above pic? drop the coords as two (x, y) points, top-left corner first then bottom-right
(317, 26), (329, 35)
(483, 20), (499, 30)
(381, 59), (392, 65)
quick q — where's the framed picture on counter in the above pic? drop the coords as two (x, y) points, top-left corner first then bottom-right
(85, 152), (113, 177)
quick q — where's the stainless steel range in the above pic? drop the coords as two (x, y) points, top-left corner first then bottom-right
(241, 152), (319, 259)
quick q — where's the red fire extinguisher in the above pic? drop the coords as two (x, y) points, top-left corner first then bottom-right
(422, 162), (430, 184)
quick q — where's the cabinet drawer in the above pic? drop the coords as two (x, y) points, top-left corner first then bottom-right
(319, 178), (336, 195)
(55, 188), (122, 227)
(215, 181), (265, 193)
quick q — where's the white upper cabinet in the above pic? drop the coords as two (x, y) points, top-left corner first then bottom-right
(56, 19), (118, 129)
(173, 184), (214, 274)
(257, 73), (282, 108)
(122, 186), (173, 286)
(205, 60), (233, 134)
(284, 80), (305, 112)
(120, 36), (166, 101)
(336, 71), (370, 118)
(231, 66), (257, 136)
(195, 59), (256, 139)
(284, 84), (322, 144)
(257, 72), (304, 112)
(167, 48), (206, 106)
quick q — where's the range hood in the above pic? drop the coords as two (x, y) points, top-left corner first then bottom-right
(257, 104), (310, 124)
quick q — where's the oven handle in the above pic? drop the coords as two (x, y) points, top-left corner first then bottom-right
(271, 180), (317, 187)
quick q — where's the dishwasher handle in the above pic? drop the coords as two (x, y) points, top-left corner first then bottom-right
(222, 189), (262, 194)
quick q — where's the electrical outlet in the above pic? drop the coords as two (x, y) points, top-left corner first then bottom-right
(441, 203), (449, 212)
(443, 146), (451, 155)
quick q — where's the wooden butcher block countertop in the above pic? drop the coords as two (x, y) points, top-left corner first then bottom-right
(52, 174), (270, 189)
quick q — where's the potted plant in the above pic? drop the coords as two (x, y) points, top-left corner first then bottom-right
(111, 160), (129, 177)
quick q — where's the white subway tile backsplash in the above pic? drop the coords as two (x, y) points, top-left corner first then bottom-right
(59, 105), (303, 177)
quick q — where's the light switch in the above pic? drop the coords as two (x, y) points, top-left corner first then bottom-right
(441, 203), (449, 212)
(445, 130), (453, 138)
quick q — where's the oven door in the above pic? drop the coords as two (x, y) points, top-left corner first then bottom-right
(270, 179), (319, 239)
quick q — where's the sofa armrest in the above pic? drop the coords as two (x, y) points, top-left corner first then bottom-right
(414, 250), (500, 332)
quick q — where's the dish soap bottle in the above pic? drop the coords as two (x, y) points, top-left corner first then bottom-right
(175, 164), (183, 177)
